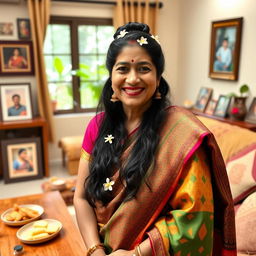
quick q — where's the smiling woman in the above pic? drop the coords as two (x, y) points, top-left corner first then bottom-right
(74, 22), (236, 256)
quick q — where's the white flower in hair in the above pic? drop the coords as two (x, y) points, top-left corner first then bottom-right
(103, 178), (115, 191)
(117, 29), (128, 39)
(104, 134), (114, 144)
(151, 35), (160, 44)
(137, 36), (148, 46)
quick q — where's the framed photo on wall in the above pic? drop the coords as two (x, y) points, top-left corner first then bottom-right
(213, 95), (231, 117)
(0, 40), (34, 75)
(1, 137), (43, 184)
(245, 98), (256, 124)
(17, 18), (31, 40)
(0, 83), (33, 121)
(193, 87), (213, 112)
(209, 17), (243, 81)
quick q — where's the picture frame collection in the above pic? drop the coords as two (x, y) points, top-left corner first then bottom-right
(0, 18), (38, 184)
(194, 87), (256, 124)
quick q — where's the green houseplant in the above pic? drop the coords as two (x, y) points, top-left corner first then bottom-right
(228, 84), (250, 121)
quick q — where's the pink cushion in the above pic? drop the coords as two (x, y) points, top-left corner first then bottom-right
(236, 192), (256, 253)
(226, 144), (256, 204)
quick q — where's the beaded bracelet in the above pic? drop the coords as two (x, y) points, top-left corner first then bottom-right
(86, 243), (105, 256)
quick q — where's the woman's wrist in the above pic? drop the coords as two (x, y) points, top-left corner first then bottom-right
(86, 243), (105, 256)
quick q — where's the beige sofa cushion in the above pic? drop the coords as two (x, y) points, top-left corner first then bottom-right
(198, 116), (256, 203)
(58, 136), (83, 160)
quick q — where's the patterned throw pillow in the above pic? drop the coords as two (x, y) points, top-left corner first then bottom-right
(226, 144), (256, 204)
(236, 192), (256, 254)
(197, 116), (256, 203)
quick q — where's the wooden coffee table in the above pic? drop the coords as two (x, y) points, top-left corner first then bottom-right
(0, 191), (86, 255)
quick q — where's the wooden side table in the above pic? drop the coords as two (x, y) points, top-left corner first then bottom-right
(0, 117), (49, 177)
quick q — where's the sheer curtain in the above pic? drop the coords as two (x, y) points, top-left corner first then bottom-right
(114, 0), (160, 34)
(27, 0), (55, 142)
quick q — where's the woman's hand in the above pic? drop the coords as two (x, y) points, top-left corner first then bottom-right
(108, 249), (134, 256)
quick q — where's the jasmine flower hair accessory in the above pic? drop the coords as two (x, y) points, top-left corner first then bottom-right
(103, 178), (115, 191)
(104, 134), (114, 144)
(117, 29), (128, 39)
(137, 36), (148, 46)
(151, 35), (160, 44)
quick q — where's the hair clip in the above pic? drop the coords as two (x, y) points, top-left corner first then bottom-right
(117, 29), (128, 39)
(137, 36), (148, 46)
(151, 35), (160, 44)
(103, 178), (115, 191)
(104, 134), (114, 144)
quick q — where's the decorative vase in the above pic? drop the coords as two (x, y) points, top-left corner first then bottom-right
(229, 97), (247, 121)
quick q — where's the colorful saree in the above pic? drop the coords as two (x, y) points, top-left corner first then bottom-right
(81, 106), (236, 255)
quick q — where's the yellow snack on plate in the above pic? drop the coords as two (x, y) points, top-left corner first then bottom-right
(32, 232), (50, 240)
(31, 227), (47, 236)
(46, 223), (60, 234)
(33, 220), (48, 228)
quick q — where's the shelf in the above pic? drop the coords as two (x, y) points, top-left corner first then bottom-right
(0, 117), (49, 177)
(192, 109), (256, 132)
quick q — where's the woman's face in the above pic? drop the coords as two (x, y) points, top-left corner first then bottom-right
(111, 45), (159, 111)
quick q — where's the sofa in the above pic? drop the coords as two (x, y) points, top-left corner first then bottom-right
(197, 116), (256, 256)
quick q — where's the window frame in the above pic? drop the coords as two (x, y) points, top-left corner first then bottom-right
(46, 16), (113, 114)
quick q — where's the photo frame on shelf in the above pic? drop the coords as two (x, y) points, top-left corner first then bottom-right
(245, 97), (256, 124)
(193, 87), (213, 112)
(0, 40), (34, 75)
(0, 22), (14, 36)
(205, 99), (217, 115)
(209, 17), (243, 81)
(0, 83), (33, 122)
(1, 137), (43, 184)
(17, 18), (31, 40)
(213, 95), (231, 118)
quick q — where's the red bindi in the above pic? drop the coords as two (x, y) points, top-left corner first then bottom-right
(131, 59), (134, 62)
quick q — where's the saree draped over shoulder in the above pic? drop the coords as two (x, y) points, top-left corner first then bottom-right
(82, 106), (236, 256)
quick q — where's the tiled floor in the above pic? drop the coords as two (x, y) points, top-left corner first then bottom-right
(0, 161), (76, 220)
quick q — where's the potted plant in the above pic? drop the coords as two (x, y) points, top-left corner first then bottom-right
(228, 84), (250, 121)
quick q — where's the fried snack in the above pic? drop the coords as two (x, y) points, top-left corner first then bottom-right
(32, 233), (50, 240)
(46, 223), (60, 234)
(31, 227), (47, 236)
(33, 220), (48, 228)
(5, 204), (39, 222)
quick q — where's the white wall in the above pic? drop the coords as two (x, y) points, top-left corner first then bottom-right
(175, 0), (256, 107)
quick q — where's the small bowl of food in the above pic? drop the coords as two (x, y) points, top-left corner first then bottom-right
(1, 204), (44, 226)
(50, 177), (66, 191)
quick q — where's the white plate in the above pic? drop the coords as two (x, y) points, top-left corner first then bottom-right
(17, 219), (62, 244)
(1, 204), (44, 226)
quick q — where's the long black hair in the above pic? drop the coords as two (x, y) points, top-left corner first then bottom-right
(85, 22), (171, 206)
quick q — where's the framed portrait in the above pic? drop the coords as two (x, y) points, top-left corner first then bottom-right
(1, 137), (43, 184)
(213, 95), (231, 118)
(17, 18), (31, 40)
(209, 17), (243, 81)
(0, 40), (34, 75)
(0, 22), (14, 36)
(0, 83), (33, 121)
(245, 98), (256, 124)
(205, 99), (217, 115)
(193, 87), (213, 112)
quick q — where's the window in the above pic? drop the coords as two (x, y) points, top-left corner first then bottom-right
(43, 17), (114, 114)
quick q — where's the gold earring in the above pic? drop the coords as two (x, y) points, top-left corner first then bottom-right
(154, 88), (161, 99)
(110, 92), (119, 102)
